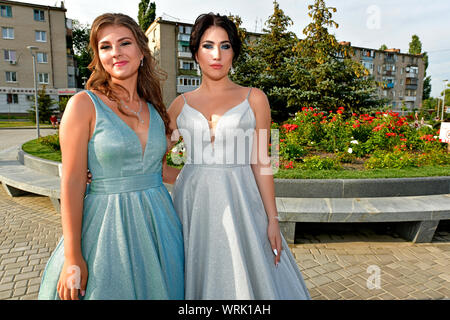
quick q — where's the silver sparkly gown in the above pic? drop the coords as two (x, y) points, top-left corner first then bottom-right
(172, 89), (311, 300)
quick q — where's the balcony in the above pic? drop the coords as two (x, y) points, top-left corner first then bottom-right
(404, 96), (416, 102)
(386, 82), (395, 89)
(177, 34), (190, 42)
(179, 69), (199, 76)
(384, 57), (396, 64)
(406, 72), (418, 78)
(383, 70), (396, 76)
(405, 84), (418, 90)
(178, 51), (192, 58)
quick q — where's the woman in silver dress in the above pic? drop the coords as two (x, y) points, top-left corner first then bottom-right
(165, 13), (311, 300)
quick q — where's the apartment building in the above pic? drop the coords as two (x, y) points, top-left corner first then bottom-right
(0, 0), (77, 115)
(146, 16), (424, 112)
(145, 17), (201, 107)
(341, 42), (425, 111)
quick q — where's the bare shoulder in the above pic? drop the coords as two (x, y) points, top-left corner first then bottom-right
(61, 91), (94, 125)
(248, 87), (270, 115)
(167, 94), (186, 119)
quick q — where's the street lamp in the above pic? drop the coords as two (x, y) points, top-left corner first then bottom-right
(442, 79), (448, 121)
(27, 45), (40, 138)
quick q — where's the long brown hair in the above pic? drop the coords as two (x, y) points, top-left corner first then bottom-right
(86, 13), (171, 135)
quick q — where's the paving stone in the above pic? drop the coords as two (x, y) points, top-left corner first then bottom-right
(2, 185), (450, 301)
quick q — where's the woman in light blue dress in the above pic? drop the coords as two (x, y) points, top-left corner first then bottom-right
(38, 13), (184, 300)
(166, 13), (310, 300)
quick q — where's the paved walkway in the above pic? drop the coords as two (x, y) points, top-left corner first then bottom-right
(0, 185), (449, 300)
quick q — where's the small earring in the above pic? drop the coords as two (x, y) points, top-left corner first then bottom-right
(140, 59), (144, 67)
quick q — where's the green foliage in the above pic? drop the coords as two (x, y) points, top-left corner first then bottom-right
(416, 150), (450, 166)
(408, 35), (422, 55)
(28, 85), (57, 123)
(38, 133), (60, 151)
(58, 96), (70, 113)
(230, 1), (298, 121)
(72, 20), (91, 88)
(301, 155), (342, 170)
(232, 0), (383, 121)
(408, 34), (431, 101)
(138, 0), (156, 32)
(365, 150), (416, 169)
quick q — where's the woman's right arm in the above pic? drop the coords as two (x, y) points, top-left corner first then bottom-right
(57, 92), (93, 300)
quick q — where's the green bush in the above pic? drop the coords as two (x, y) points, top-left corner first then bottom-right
(301, 155), (342, 170)
(416, 150), (450, 166)
(365, 150), (417, 169)
(38, 133), (60, 151)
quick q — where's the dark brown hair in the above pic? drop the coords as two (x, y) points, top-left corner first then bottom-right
(86, 13), (171, 135)
(189, 13), (241, 64)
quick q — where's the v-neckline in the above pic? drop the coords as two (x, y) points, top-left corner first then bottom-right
(92, 92), (151, 160)
(183, 99), (248, 145)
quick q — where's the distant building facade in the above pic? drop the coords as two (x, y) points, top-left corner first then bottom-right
(146, 16), (424, 112)
(145, 17), (201, 108)
(0, 0), (78, 115)
(342, 42), (425, 111)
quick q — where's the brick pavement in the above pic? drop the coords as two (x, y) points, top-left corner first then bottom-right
(0, 185), (449, 300)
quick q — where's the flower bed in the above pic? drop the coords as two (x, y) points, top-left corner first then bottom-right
(274, 107), (450, 170)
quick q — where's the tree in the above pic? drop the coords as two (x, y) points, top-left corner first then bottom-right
(72, 20), (91, 88)
(138, 0), (156, 32)
(230, 1), (298, 121)
(285, 0), (382, 114)
(408, 34), (431, 100)
(28, 85), (57, 123)
(379, 44), (388, 51)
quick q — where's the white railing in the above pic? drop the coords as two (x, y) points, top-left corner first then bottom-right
(178, 51), (192, 58)
(404, 96), (416, 102)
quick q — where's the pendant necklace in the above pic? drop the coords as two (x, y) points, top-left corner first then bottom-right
(122, 99), (144, 124)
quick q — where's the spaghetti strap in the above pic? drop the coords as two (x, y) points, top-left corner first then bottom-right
(246, 87), (253, 100)
(181, 94), (187, 103)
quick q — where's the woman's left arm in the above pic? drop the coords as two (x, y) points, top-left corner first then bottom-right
(249, 88), (282, 266)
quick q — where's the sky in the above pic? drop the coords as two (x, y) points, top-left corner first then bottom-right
(22, 0), (450, 98)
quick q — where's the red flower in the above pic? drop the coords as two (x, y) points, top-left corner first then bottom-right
(284, 161), (294, 169)
(282, 124), (299, 132)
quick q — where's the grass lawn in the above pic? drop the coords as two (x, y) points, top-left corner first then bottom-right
(22, 139), (61, 162)
(273, 166), (450, 179)
(22, 138), (450, 179)
(0, 121), (53, 128)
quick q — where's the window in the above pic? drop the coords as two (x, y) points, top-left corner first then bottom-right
(34, 9), (45, 21)
(1, 5), (12, 17)
(38, 73), (49, 84)
(4, 50), (16, 62)
(6, 71), (17, 82)
(7, 94), (19, 104)
(35, 30), (47, 42)
(179, 25), (192, 34)
(182, 61), (195, 70)
(37, 52), (48, 63)
(2, 27), (14, 39)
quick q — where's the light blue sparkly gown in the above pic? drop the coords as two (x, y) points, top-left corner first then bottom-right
(172, 89), (310, 300)
(38, 90), (184, 300)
